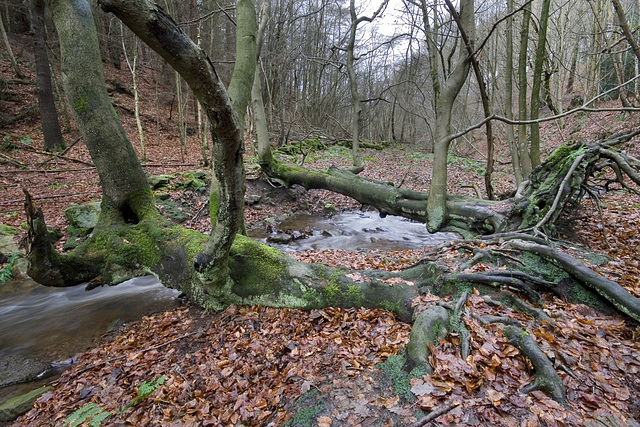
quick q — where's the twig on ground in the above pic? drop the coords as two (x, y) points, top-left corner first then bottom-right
(410, 401), (460, 427)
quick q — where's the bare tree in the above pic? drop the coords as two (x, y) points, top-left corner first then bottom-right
(529, 0), (551, 168)
(28, 0), (64, 151)
(340, 0), (389, 171)
(424, 0), (475, 231)
(0, 7), (24, 79)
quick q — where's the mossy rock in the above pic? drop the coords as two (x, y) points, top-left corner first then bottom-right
(64, 201), (101, 229)
(63, 201), (101, 251)
(0, 224), (19, 237)
(0, 386), (53, 421)
(157, 199), (190, 223)
(0, 224), (20, 254)
(148, 174), (174, 190)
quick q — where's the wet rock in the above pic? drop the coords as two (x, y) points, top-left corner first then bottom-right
(0, 355), (49, 388)
(0, 386), (53, 421)
(267, 233), (294, 244)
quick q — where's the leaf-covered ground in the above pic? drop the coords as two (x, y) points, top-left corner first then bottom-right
(2, 43), (640, 426)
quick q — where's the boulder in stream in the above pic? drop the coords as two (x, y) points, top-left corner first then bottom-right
(0, 355), (48, 388)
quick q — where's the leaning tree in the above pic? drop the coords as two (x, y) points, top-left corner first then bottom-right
(26, 0), (640, 405)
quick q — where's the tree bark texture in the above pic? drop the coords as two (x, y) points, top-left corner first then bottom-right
(529, 0), (551, 169)
(517, 6), (532, 178)
(46, 0), (155, 221)
(99, 0), (255, 289)
(28, 0), (65, 152)
(426, 0), (474, 232)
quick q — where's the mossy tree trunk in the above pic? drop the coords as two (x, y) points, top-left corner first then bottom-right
(99, 0), (255, 291)
(45, 0), (156, 221)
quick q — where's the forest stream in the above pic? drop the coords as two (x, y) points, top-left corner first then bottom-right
(0, 211), (452, 403)
(0, 276), (182, 402)
(249, 210), (458, 251)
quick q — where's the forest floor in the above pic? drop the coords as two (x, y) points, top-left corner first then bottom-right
(2, 41), (640, 426)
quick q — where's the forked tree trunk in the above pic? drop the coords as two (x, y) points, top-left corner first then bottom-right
(100, 0), (255, 291)
(425, 0), (474, 231)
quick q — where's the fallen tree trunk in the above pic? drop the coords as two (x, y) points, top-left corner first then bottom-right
(263, 160), (510, 237)
(263, 130), (640, 238)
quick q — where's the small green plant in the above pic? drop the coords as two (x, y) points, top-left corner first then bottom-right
(64, 376), (166, 427)
(405, 151), (428, 160)
(64, 403), (110, 427)
(448, 155), (485, 175)
(378, 351), (427, 401)
(47, 182), (69, 190)
(20, 136), (33, 145)
(284, 389), (323, 427)
(118, 375), (166, 413)
(0, 252), (21, 283)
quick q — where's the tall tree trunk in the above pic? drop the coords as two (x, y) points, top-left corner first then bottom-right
(586, 0), (605, 101)
(100, 0), (256, 290)
(343, 0), (388, 172)
(28, 0), (65, 152)
(517, 6), (532, 178)
(505, 0), (522, 186)
(347, 0), (364, 171)
(425, 0), (474, 231)
(420, 0), (440, 109)
(0, 8), (24, 79)
(611, 0), (640, 64)
(121, 23), (146, 160)
(46, 0), (154, 220)
(566, 40), (578, 94)
(253, 0), (271, 165)
(529, 0), (551, 169)
(446, 0), (494, 199)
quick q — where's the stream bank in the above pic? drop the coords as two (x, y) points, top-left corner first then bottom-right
(0, 276), (181, 405)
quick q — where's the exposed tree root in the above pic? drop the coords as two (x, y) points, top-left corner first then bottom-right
(406, 306), (450, 372)
(484, 292), (555, 326)
(506, 239), (640, 323)
(501, 325), (568, 405)
(449, 272), (542, 306)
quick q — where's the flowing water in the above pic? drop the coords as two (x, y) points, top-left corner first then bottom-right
(0, 276), (181, 401)
(1, 210), (454, 404)
(249, 210), (458, 251)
